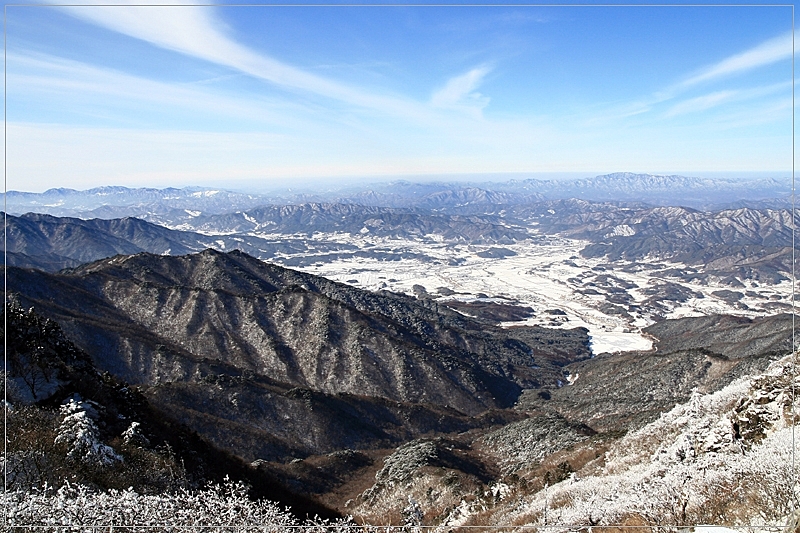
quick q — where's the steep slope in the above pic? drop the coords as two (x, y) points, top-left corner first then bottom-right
(644, 313), (796, 358)
(13, 249), (592, 407)
(6, 250), (590, 464)
(1, 302), (339, 519)
(347, 314), (792, 525)
(475, 354), (797, 530)
(512, 314), (793, 435)
(3, 213), (167, 270)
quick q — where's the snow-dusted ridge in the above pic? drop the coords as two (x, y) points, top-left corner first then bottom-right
(445, 354), (798, 530)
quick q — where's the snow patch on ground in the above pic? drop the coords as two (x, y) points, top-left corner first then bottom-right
(589, 332), (652, 354)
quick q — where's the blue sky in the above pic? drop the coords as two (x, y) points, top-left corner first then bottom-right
(5, 2), (794, 192)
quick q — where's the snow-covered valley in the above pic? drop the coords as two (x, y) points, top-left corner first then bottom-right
(246, 232), (796, 356)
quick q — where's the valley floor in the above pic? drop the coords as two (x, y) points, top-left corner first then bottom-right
(259, 232), (795, 355)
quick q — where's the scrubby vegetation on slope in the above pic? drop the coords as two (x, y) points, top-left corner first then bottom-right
(442, 354), (798, 530)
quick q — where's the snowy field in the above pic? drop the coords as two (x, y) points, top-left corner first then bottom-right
(260, 233), (794, 356)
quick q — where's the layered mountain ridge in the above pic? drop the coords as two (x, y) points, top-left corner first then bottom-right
(4, 197), (797, 283)
(4, 173), (790, 220)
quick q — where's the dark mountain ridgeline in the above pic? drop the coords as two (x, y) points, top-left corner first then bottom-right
(6, 250), (591, 462)
(9, 250), (591, 406)
(3, 212), (200, 266)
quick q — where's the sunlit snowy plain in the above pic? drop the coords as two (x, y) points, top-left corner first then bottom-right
(242, 232), (796, 356)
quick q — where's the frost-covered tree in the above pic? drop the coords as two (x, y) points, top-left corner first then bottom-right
(122, 421), (151, 447)
(54, 398), (122, 467)
(5, 478), (365, 532)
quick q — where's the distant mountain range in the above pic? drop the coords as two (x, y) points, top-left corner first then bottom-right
(506, 172), (790, 208)
(1, 212), (324, 272)
(4, 192), (796, 283)
(3, 186), (269, 217)
(294, 173), (791, 210)
(0, 209), (527, 272)
(168, 203), (527, 242)
(3, 173), (791, 219)
(510, 199), (799, 283)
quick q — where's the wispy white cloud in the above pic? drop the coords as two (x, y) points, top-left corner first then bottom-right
(62, 2), (434, 122)
(10, 4), (792, 188)
(707, 97), (793, 131)
(7, 53), (324, 129)
(664, 81), (790, 118)
(7, 51), (554, 190)
(677, 31), (792, 89)
(664, 90), (736, 117)
(586, 32), (793, 127)
(430, 65), (492, 115)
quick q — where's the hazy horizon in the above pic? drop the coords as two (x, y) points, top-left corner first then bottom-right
(2, 170), (793, 196)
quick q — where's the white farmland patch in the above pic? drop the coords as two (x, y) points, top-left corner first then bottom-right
(589, 332), (653, 354)
(288, 234), (793, 356)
